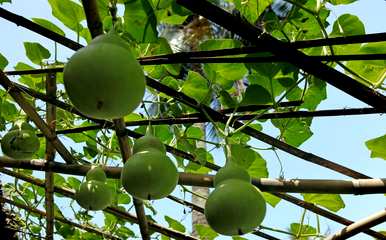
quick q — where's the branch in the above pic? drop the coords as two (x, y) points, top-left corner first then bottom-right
(176, 0), (386, 112)
(325, 209), (386, 240)
(80, 0), (103, 38)
(44, 72), (56, 240)
(1, 168), (199, 240)
(0, 70), (76, 164)
(1, 197), (121, 240)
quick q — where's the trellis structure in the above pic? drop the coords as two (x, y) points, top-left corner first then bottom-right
(0, 0), (385, 239)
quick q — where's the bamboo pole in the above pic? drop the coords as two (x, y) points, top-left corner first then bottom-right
(44, 72), (56, 240)
(0, 70), (76, 164)
(1, 197), (121, 240)
(0, 169), (199, 240)
(325, 209), (386, 240)
(1, 158), (385, 194)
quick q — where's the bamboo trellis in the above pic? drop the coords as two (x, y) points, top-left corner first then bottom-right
(0, 0), (385, 239)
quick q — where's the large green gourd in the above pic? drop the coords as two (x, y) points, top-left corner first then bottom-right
(63, 31), (145, 120)
(121, 149), (178, 200)
(75, 180), (113, 211)
(205, 179), (266, 236)
(1, 129), (40, 159)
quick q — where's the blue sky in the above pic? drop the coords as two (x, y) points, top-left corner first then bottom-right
(0, 0), (385, 239)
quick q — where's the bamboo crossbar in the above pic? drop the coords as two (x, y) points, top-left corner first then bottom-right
(1, 158), (385, 194)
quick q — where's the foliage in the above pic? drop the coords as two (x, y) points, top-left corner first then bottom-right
(0, 0), (384, 239)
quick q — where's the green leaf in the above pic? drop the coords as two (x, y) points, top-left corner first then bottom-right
(302, 193), (345, 212)
(301, 77), (327, 111)
(124, 0), (158, 43)
(229, 144), (268, 178)
(346, 43), (386, 88)
(117, 193), (131, 205)
(23, 42), (51, 65)
(290, 223), (317, 239)
(165, 216), (186, 232)
(327, 0), (358, 5)
(0, 52), (8, 70)
(272, 118), (313, 147)
(331, 14), (365, 37)
(0, 0), (11, 4)
(48, 0), (85, 36)
(182, 71), (210, 103)
(365, 134), (386, 160)
(262, 192), (281, 207)
(32, 18), (65, 36)
(231, 0), (273, 24)
(200, 39), (247, 89)
(240, 84), (272, 106)
(194, 224), (218, 240)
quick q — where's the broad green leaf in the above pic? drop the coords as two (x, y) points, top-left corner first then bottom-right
(240, 84), (272, 106)
(262, 192), (281, 207)
(14, 62), (44, 89)
(302, 193), (345, 212)
(229, 144), (269, 178)
(327, 0), (357, 5)
(346, 43), (386, 88)
(200, 39), (247, 89)
(182, 71), (210, 103)
(230, 0), (273, 23)
(117, 193), (131, 205)
(165, 216), (186, 232)
(272, 118), (313, 147)
(160, 14), (188, 25)
(365, 134), (386, 160)
(115, 225), (135, 238)
(232, 237), (247, 240)
(48, 0), (85, 35)
(330, 14), (365, 54)
(301, 77), (327, 111)
(290, 223), (317, 239)
(23, 42), (51, 65)
(124, 0), (158, 43)
(32, 18), (65, 36)
(0, 0), (11, 3)
(195, 224), (218, 240)
(0, 52), (8, 70)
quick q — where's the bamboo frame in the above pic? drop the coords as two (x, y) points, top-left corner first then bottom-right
(0, 0), (385, 239)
